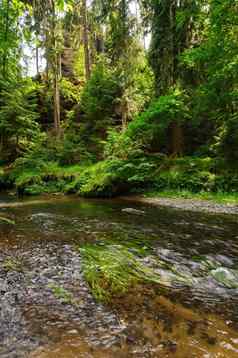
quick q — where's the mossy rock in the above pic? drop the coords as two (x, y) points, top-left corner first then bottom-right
(211, 268), (238, 288)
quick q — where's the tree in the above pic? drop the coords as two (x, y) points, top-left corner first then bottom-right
(183, 0), (238, 160)
(81, 0), (91, 80)
(29, 0), (66, 136)
(0, 0), (22, 79)
(140, 0), (199, 155)
(92, 0), (152, 129)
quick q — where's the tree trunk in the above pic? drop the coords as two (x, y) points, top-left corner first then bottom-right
(121, 100), (128, 130)
(51, 1), (61, 136)
(53, 74), (60, 135)
(36, 46), (39, 75)
(171, 122), (184, 156)
(82, 0), (91, 81)
(170, 0), (184, 155)
(3, 0), (10, 77)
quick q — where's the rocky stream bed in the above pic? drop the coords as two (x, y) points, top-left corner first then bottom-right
(1, 195), (238, 357)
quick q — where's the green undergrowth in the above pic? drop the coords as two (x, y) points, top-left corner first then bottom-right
(3, 155), (238, 199)
(10, 161), (84, 195)
(79, 240), (161, 301)
(67, 156), (238, 198)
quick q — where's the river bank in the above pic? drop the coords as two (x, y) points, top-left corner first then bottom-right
(121, 193), (238, 215)
(1, 191), (238, 215)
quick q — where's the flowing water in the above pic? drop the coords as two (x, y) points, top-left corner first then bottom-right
(1, 194), (238, 357)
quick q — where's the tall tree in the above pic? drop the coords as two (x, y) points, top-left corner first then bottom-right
(30, 0), (65, 135)
(140, 0), (199, 155)
(81, 0), (91, 80)
(93, 0), (150, 128)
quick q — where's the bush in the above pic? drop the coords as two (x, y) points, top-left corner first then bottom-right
(104, 129), (144, 160)
(154, 170), (215, 193)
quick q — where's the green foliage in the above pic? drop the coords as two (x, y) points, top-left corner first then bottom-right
(80, 59), (120, 128)
(104, 129), (144, 160)
(9, 151), (238, 198)
(79, 242), (160, 301)
(146, 157), (238, 194)
(154, 170), (215, 193)
(150, 157), (214, 193)
(126, 88), (190, 151)
(65, 157), (157, 197)
(48, 284), (74, 304)
(218, 114), (238, 162)
(60, 78), (81, 103)
(78, 161), (120, 197)
(0, 78), (40, 162)
(11, 149), (84, 195)
(182, 0), (238, 160)
(0, 0), (23, 79)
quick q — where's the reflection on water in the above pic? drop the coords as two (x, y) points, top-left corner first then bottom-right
(1, 195), (238, 357)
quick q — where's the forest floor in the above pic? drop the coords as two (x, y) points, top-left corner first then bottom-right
(121, 192), (238, 215)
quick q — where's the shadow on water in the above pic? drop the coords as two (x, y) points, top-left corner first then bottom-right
(1, 195), (238, 357)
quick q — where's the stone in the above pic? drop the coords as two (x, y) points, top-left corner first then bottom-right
(122, 208), (145, 216)
(211, 267), (238, 288)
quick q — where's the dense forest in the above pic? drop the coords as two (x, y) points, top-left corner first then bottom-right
(0, 0), (238, 198)
(2, 2), (238, 356)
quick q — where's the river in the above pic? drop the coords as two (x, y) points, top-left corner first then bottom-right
(1, 194), (238, 357)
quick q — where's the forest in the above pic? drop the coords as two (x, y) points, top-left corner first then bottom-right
(2, 1), (238, 357)
(0, 0), (238, 199)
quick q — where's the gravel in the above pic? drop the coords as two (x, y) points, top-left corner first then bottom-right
(121, 196), (238, 215)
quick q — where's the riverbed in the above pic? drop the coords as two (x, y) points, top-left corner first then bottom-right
(1, 195), (238, 357)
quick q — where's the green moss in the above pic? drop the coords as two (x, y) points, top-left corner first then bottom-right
(48, 284), (74, 304)
(3, 257), (23, 271)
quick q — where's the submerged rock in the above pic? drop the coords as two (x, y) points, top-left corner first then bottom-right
(214, 255), (234, 268)
(122, 208), (145, 216)
(211, 268), (238, 288)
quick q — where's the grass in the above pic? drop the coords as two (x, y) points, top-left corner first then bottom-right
(144, 190), (238, 205)
(79, 242), (161, 301)
(0, 216), (15, 225)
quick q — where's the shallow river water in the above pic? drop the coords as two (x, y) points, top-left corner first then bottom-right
(1, 194), (238, 357)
